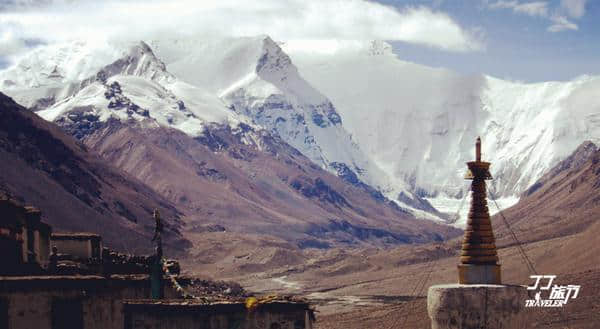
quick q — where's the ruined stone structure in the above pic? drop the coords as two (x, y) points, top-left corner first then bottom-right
(0, 199), (314, 329)
(0, 274), (180, 329)
(427, 138), (530, 329)
(0, 199), (51, 275)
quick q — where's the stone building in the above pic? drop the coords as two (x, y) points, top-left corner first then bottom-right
(51, 233), (103, 261)
(0, 198), (313, 329)
(0, 199), (51, 275)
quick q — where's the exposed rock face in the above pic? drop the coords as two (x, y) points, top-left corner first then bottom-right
(290, 177), (351, 209)
(104, 81), (149, 117)
(305, 219), (417, 246)
(55, 106), (103, 139)
(81, 119), (461, 248)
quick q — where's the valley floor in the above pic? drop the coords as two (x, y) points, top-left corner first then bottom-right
(182, 220), (600, 328)
(315, 269), (600, 329)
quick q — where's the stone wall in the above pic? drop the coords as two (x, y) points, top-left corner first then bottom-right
(37, 231), (50, 265)
(51, 238), (91, 260)
(0, 275), (180, 329)
(51, 233), (104, 261)
(0, 276), (313, 329)
(123, 300), (313, 329)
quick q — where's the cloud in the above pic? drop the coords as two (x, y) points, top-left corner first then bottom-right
(547, 15), (578, 32)
(0, 0), (484, 61)
(489, 1), (548, 17)
(560, 0), (587, 18)
(487, 0), (585, 32)
(546, 0), (587, 32)
(0, 0), (52, 11)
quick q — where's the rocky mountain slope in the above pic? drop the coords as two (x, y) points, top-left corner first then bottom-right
(0, 92), (189, 254)
(0, 43), (461, 248)
(493, 140), (600, 245)
(80, 111), (460, 248)
(1, 36), (599, 224)
(0, 38), (448, 220)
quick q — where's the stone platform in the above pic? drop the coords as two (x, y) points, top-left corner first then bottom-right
(427, 284), (531, 329)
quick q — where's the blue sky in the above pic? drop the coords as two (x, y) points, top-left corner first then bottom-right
(379, 0), (600, 82)
(0, 0), (598, 82)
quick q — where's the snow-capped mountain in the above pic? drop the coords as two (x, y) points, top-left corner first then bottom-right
(39, 43), (237, 137)
(0, 37), (431, 215)
(149, 36), (404, 203)
(1, 36), (599, 224)
(282, 40), (600, 202)
(0, 39), (462, 246)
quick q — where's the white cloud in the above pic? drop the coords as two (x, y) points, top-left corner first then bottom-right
(560, 0), (587, 18)
(548, 15), (579, 32)
(488, 0), (585, 32)
(0, 0), (484, 60)
(489, 1), (548, 17)
(513, 1), (549, 16)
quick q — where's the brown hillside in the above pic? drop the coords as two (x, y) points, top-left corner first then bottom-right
(0, 92), (190, 254)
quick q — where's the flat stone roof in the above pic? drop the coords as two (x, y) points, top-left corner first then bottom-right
(0, 274), (152, 291)
(0, 274), (150, 281)
(123, 299), (311, 314)
(51, 232), (102, 240)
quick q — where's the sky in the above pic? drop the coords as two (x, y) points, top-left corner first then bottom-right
(380, 0), (600, 82)
(0, 0), (598, 82)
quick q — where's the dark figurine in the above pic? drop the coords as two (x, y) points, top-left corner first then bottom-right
(48, 246), (58, 273)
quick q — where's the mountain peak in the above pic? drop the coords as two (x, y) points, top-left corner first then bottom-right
(256, 36), (295, 76)
(91, 41), (173, 84)
(137, 40), (154, 55)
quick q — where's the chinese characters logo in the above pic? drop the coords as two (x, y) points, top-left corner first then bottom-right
(525, 275), (580, 307)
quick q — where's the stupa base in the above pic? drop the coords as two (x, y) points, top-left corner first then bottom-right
(458, 264), (501, 284)
(428, 284), (531, 329)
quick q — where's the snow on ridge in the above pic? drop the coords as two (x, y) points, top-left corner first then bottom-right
(284, 39), (600, 210)
(1, 36), (414, 215)
(4, 36), (598, 224)
(281, 39), (394, 57)
(6, 39), (238, 138)
(202, 36), (404, 202)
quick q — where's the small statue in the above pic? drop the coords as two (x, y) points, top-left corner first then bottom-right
(152, 209), (163, 258)
(48, 246), (58, 273)
(151, 209), (163, 242)
(150, 209), (164, 299)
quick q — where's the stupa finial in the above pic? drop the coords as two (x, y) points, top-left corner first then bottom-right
(476, 136), (481, 162)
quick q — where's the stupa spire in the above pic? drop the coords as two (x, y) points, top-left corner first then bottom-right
(428, 137), (529, 329)
(458, 137), (501, 284)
